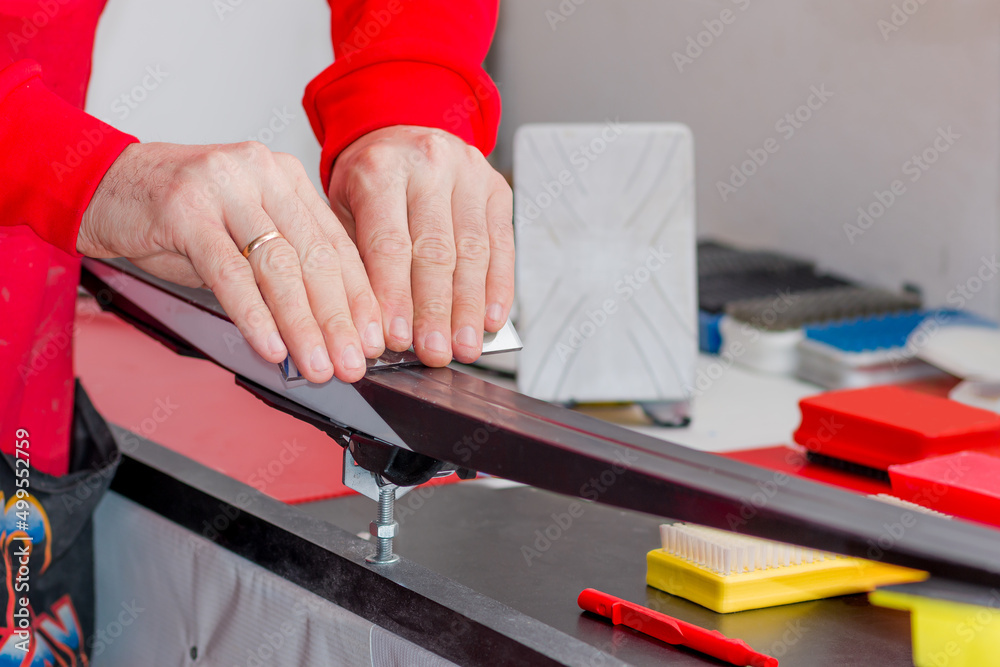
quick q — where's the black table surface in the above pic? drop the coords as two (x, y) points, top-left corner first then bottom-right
(301, 480), (913, 666)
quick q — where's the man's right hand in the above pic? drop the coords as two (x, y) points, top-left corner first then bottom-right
(78, 142), (384, 384)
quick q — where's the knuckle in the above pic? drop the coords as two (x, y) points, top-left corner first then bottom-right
(412, 232), (456, 267)
(418, 295), (451, 321)
(273, 151), (308, 179)
(198, 148), (242, 184)
(346, 285), (379, 318)
(451, 293), (484, 315)
(158, 179), (206, 214)
(258, 242), (301, 280)
(455, 235), (490, 262)
(237, 140), (271, 161)
(351, 145), (396, 178)
(300, 242), (340, 275)
(347, 160), (395, 196)
(378, 284), (412, 308)
(414, 131), (449, 161)
(239, 302), (272, 332)
(318, 311), (354, 339)
(179, 160), (236, 201)
(212, 252), (249, 290)
(463, 143), (485, 165)
(197, 148), (231, 172)
(271, 150), (296, 167)
(365, 229), (412, 260)
(324, 220), (355, 249)
(285, 312), (317, 338)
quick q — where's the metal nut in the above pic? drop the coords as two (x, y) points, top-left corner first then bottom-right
(369, 521), (398, 539)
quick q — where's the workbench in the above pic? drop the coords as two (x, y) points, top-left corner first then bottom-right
(81, 294), (920, 665)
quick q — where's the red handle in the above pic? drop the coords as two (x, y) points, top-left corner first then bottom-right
(578, 589), (778, 667)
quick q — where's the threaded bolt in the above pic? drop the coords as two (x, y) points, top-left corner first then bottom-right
(378, 487), (394, 523)
(366, 485), (400, 565)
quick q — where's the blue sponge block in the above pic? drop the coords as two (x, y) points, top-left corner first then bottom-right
(804, 310), (994, 353)
(699, 310), (722, 354)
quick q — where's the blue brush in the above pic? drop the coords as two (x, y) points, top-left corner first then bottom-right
(798, 310), (994, 389)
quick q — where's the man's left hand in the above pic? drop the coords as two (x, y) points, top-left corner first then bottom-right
(327, 125), (514, 366)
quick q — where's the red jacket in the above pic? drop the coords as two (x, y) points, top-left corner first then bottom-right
(0, 0), (501, 475)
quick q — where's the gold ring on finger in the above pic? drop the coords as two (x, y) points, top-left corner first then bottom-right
(241, 230), (284, 259)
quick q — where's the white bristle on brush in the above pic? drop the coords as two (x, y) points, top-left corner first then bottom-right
(658, 523), (841, 576)
(867, 494), (951, 518)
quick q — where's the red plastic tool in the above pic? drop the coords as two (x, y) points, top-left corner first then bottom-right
(889, 450), (1000, 528)
(794, 386), (1000, 470)
(577, 589), (778, 667)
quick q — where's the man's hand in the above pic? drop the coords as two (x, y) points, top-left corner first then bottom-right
(327, 125), (515, 366)
(79, 142), (384, 384)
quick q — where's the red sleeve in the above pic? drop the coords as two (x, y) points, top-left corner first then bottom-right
(0, 57), (138, 256)
(303, 0), (502, 188)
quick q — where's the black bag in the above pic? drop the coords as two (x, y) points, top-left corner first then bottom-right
(0, 380), (119, 662)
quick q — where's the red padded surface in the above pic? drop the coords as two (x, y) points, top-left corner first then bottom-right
(889, 451), (1000, 528)
(793, 386), (1000, 471)
(72, 297), (459, 504)
(721, 445), (891, 496)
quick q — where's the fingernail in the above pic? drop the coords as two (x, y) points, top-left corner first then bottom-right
(342, 344), (365, 372)
(486, 303), (504, 324)
(267, 331), (286, 357)
(455, 326), (478, 349)
(310, 345), (332, 373)
(364, 321), (383, 350)
(390, 316), (410, 342)
(424, 331), (449, 354)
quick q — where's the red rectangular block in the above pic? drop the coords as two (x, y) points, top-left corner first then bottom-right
(889, 451), (1000, 528)
(793, 386), (1000, 470)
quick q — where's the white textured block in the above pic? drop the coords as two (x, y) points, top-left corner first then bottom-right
(514, 123), (697, 406)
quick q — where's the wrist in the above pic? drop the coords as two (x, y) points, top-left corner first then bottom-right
(77, 142), (138, 257)
(76, 197), (101, 257)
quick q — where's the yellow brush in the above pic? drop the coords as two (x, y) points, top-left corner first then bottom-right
(647, 523), (927, 613)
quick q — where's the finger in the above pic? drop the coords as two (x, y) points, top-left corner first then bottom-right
(260, 179), (368, 383)
(484, 177), (515, 332)
(310, 204), (385, 361)
(185, 225), (287, 365)
(408, 182), (457, 367)
(283, 157), (383, 360)
(350, 176), (414, 352)
(232, 204), (334, 384)
(336, 207), (357, 244)
(326, 180), (358, 242)
(449, 181), (490, 363)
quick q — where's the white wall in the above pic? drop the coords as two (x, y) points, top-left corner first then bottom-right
(87, 1), (1000, 319)
(88, 0), (333, 193)
(490, 0), (1000, 318)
